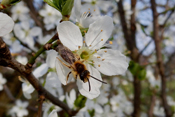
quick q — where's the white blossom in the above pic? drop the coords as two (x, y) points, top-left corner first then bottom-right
(56, 16), (128, 99)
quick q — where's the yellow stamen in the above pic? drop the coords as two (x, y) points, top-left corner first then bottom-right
(109, 41), (113, 44)
(102, 59), (105, 61)
(98, 65), (100, 67)
(97, 56), (101, 58)
(101, 30), (103, 32)
(104, 50), (107, 53)
(101, 39), (103, 41)
(83, 41), (85, 43)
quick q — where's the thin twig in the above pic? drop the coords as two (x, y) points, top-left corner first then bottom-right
(37, 95), (45, 117)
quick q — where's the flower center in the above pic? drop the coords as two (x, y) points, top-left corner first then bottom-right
(76, 47), (95, 62)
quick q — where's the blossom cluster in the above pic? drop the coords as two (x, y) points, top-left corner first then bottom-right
(0, 0), (175, 117)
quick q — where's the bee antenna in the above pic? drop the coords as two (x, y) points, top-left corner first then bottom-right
(86, 77), (91, 91)
(89, 75), (107, 84)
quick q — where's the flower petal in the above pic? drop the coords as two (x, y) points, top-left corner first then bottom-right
(33, 63), (48, 78)
(76, 64), (102, 99)
(93, 49), (129, 76)
(85, 15), (114, 50)
(48, 109), (58, 117)
(0, 13), (14, 36)
(55, 56), (73, 85)
(57, 21), (83, 51)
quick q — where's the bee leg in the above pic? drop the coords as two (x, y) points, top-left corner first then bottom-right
(56, 57), (71, 69)
(66, 71), (71, 84)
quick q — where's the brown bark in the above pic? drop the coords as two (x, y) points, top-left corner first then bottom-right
(150, 0), (172, 116)
(117, 0), (141, 117)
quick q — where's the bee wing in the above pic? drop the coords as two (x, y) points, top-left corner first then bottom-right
(55, 56), (73, 85)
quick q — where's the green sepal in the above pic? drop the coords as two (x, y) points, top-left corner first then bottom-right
(74, 94), (87, 108)
(62, 0), (74, 16)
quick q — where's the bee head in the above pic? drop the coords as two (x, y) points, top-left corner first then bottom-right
(80, 70), (90, 82)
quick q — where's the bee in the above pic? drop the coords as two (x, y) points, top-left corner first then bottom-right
(56, 44), (107, 91)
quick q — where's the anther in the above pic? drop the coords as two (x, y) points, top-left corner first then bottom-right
(83, 41), (85, 43)
(94, 9), (96, 12)
(102, 59), (105, 61)
(84, 30), (86, 33)
(89, 45), (92, 47)
(98, 65), (100, 67)
(101, 39), (103, 41)
(97, 56), (101, 58)
(88, 8), (90, 10)
(78, 46), (81, 49)
(101, 30), (103, 32)
(109, 41), (113, 44)
(104, 50), (107, 53)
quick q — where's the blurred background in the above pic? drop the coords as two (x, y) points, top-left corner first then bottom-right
(0, 0), (175, 117)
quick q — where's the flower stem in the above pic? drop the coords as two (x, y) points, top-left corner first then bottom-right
(28, 33), (58, 65)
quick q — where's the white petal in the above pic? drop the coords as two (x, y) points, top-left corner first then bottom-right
(76, 64), (102, 99)
(66, 89), (76, 108)
(30, 27), (42, 36)
(55, 56), (73, 85)
(93, 49), (129, 76)
(21, 21), (30, 30)
(85, 15), (114, 50)
(94, 104), (103, 114)
(74, 0), (81, 21)
(0, 13), (14, 36)
(57, 21), (83, 51)
(48, 109), (58, 117)
(46, 50), (58, 68)
(33, 63), (48, 78)
(14, 24), (25, 39)
(22, 83), (34, 94)
(23, 92), (32, 99)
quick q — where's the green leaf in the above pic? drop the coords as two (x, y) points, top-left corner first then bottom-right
(88, 109), (95, 117)
(43, 0), (61, 11)
(129, 61), (146, 80)
(62, 0), (74, 16)
(138, 68), (146, 80)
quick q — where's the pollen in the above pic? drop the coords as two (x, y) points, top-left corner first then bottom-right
(101, 39), (103, 41)
(98, 65), (100, 67)
(101, 30), (103, 32)
(102, 59), (105, 61)
(104, 50), (107, 53)
(109, 41), (113, 44)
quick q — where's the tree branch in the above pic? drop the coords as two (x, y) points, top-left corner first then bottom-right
(150, 0), (172, 116)
(0, 37), (78, 116)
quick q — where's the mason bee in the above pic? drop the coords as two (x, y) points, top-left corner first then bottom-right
(56, 44), (107, 91)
